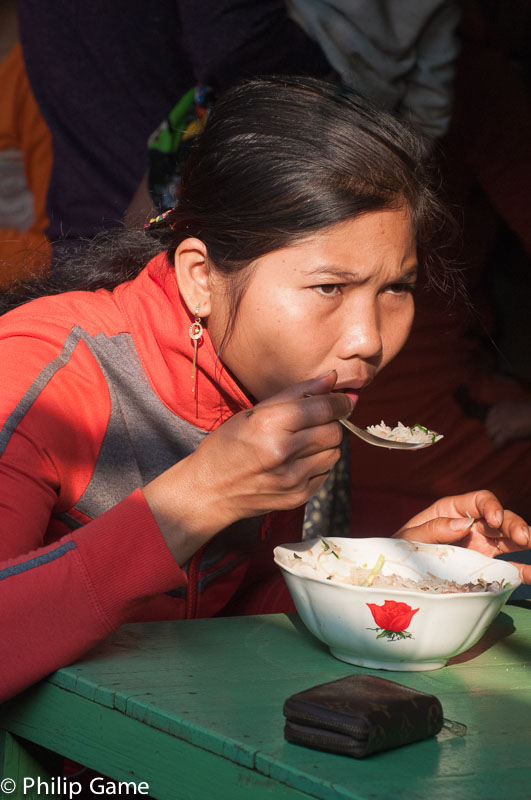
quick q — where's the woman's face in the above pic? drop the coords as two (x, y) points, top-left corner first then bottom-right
(207, 207), (418, 406)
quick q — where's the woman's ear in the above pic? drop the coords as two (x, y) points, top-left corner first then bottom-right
(173, 238), (213, 317)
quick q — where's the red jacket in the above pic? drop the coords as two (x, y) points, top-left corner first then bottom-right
(0, 253), (303, 701)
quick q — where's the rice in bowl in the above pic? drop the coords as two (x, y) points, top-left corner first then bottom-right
(283, 538), (508, 594)
(274, 537), (520, 670)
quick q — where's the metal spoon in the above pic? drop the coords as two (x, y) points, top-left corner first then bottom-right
(339, 418), (440, 450)
(302, 394), (440, 450)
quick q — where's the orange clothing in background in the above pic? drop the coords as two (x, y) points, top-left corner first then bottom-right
(0, 42), (52, 287)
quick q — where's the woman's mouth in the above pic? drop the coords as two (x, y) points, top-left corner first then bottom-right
(332, 377), (372, 408)
(332, 387), (362, 408)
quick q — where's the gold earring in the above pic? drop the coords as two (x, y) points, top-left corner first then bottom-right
(189, 306), (203, 394)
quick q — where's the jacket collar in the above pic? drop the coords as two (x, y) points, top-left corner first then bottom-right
(115, 252), (252, 430)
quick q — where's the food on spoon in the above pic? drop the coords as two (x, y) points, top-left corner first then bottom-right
(287, 540), (508, 594)
(366, 421), (443, 445)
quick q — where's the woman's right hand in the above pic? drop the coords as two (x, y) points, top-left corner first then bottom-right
(142, 370), (353, 564)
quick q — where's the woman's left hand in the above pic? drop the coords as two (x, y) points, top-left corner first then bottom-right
(394, 490), (531, 583)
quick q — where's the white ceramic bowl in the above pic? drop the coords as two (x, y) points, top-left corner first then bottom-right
(274, 537), (521, 671)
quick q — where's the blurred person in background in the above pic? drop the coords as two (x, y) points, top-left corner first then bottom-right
(347, 0), (531, 549)
(0, 0), (52, 286)
(15, 0), (330, 264)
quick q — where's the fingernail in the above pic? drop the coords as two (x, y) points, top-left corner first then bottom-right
(511, 527), (528, 547)
(494, 510), (503, 526)
(450, 518), (472, 531)
(314, 370), (335, 380)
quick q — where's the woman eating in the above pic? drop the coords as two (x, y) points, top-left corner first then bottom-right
(0, 76), (529, 701)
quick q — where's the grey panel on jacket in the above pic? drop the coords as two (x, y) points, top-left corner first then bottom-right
(0, 324), (265, 593)
(71, 328), (208, 517)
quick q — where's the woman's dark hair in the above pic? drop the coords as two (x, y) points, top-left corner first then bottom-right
(1, 75), (456, 320)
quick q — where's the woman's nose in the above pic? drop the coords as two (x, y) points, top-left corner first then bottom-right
(338, 304), (383, 361)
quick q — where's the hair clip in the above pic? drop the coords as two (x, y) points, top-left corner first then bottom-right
(144, 207), (174, 229)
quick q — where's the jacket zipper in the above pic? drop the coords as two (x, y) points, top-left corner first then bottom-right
(260, 512), (272, 541)
(185, 544), (206, 619)
(186, 510), (270, 617)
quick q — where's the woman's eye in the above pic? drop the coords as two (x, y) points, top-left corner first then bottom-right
(314, 284), (342, 296)
(384, 282), (416, 296)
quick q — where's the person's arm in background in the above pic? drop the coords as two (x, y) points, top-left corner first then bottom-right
(399, 0), (462, 138)
(285, 0), (461, 138)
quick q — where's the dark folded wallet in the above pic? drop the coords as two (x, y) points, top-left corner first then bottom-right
(283, 674), (444, 758)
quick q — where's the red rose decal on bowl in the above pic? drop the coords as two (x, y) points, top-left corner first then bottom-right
(367, 600), (419, 641)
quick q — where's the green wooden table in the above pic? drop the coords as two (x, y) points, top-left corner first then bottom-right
(1, 603), (531, 800)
